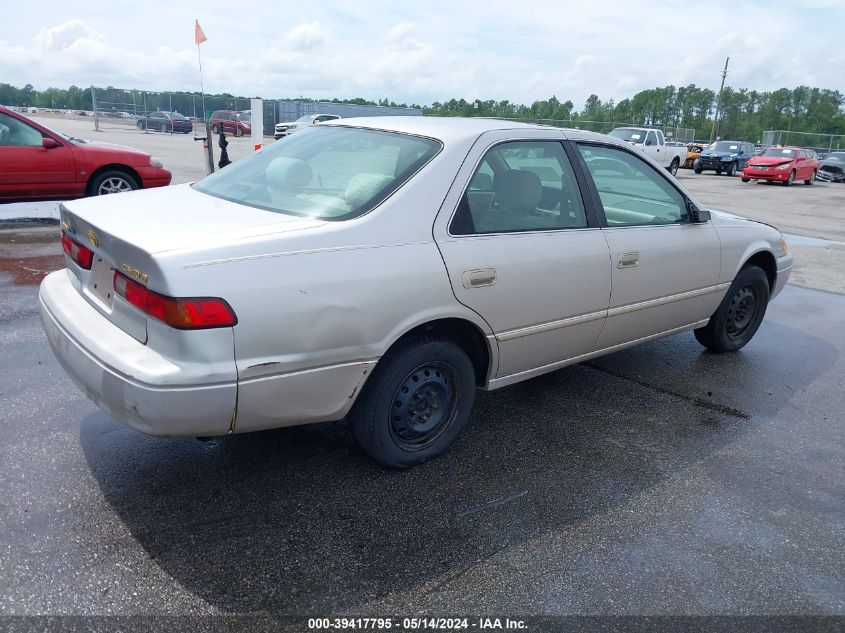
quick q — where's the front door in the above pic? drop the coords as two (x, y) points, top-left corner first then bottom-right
(434, 136), (611, 382)
(575, 142), (723, 350)
(0, 112), (76, 200)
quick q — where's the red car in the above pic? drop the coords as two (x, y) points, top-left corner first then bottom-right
(741, 146), (819, 186)
(209, 110), (251, 136)
(0, 105), (172, 202)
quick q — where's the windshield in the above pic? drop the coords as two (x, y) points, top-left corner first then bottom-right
(609, 128), (648, 143)
(710, 141), (740, 152)
(296, 115), (313, 122)
(762, 148), (797, 159)
(193, 126), (441, 221)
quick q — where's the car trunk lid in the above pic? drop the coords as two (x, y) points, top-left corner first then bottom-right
(59, 184), (326, 342)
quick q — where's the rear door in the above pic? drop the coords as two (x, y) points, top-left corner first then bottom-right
(0, 112), (77, 200)
(575, 142), (722, 350)
(434, 132), (611, 382)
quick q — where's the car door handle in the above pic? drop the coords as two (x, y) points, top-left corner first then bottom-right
(463, 268), (497, 288)
(617, 252), (639, 269)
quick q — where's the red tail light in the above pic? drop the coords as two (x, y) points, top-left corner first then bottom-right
(113, 271), (237, 329)
(61, 231), (94, 269)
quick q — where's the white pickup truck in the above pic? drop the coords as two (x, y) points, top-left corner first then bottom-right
(609, 127), (686, 176)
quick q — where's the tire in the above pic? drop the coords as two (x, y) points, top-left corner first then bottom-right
(715, 166), (723, 175)
(350, 336), (476, 468)
(804, 170), (815, 185)
(211, 124), (219, 134)
(694, 265), (770, 353)
(783, 170), (795, 186)
(136, 120), (145, 130)
(693, 164), (702, 174)
(668, 158), (679, 176)
(741, 177), (750, 183)
(88, 170), (139, 196)
(726, 162), (736, 177)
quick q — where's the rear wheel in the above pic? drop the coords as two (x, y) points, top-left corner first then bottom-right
(350, 336), (476, 468)
(668, 158), (679, 176)
(804, 170), (815, 185)
(88, 170), (139, 196)
(694, 265), (770, 353)
(783, 170), (795, 186)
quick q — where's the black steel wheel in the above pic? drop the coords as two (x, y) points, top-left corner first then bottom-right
(695, 265), (770, 353)
(350, 336), (476, 468)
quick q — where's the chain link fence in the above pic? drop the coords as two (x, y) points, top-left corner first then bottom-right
(762, 130), (845, 154)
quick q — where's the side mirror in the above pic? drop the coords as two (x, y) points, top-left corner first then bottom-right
(687, 200), (710, 223)
(42, 137), (60, 149)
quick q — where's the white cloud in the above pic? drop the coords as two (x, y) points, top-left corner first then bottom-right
(0, 1), (842, 109)
(285, 22), (329, 51)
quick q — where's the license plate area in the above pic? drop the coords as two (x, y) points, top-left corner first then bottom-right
(89, 256), (115, 309)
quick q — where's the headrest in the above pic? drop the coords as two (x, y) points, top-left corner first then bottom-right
(470, 171), (493, 191)
(266, 157), (313, 189)
(493, 169), (542, 209)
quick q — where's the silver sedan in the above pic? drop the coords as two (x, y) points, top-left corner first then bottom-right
(40, 117), (792, 467)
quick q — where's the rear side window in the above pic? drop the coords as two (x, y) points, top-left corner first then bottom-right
(578, 144), (688, 226)
(450, 141), (587, 235)
(193, 126), (441, 221)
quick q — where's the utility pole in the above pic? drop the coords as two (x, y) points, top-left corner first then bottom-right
(710, 56), (729, 143)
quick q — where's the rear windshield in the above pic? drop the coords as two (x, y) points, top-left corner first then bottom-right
(193, 126), (441, 220)
(170, 112), (187, 120)
(762, 148), (797, 158)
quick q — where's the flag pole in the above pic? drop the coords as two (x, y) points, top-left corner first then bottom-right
(197, 43), (206, 120)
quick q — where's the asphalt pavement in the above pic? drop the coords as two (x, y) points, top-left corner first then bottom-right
(1, 229), (843, 625)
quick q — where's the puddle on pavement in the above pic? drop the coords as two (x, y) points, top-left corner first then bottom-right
(0, 227), (64, 286)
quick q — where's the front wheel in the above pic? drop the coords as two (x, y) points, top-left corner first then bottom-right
(136, 120), (145, 130)
(783, 170), (795, 186)
(668, 158), (679, 176)
(350, 337), (476, 468)
(726, 162), (736, 177)
(694, 265), (770, 353)
(693, 161), (703, 174)
(741, 177), (751, 183)
(804, 170), (815, 185)
(88, 170), (139, 196)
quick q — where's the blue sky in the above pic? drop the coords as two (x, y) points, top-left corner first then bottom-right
(1, 0), (843, 108)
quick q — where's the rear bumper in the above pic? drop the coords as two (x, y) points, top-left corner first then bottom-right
(39, 270), (236, 437)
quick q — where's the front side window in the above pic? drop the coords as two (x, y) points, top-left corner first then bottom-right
(645, 131), (657, 147)
(578, 144), (688, 226)
(450, 141), (587, 235)
(0, 113), (44, 147)
(193, 126), (440, 221)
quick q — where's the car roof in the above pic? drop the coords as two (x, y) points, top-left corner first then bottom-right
(320, 115), (617, 145)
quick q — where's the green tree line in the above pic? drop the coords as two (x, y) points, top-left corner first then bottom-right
(2, 82), (843, 142)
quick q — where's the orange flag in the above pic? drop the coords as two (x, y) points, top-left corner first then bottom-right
(195, 20), (208, 45)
